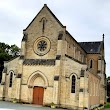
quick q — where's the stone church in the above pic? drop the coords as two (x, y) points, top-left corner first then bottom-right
(0, 4), (106, 109)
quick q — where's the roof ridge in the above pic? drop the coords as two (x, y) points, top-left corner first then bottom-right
(78, 41), (102, 43)
(23, 4), (64, 31)
(66, 31), (87, 53)
(4, 56), (19, 63)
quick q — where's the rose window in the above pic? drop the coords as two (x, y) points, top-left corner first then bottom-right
(33, 37), (50, 56)
(37, 40), (47, 51)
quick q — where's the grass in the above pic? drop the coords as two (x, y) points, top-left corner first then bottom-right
(104, 102), (110, 108)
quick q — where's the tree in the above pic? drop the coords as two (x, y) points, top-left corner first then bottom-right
(10, 44), (20, 56)
(0, 42), (20, 82)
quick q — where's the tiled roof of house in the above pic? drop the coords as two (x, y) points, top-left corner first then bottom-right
(78, 41), (102, 53)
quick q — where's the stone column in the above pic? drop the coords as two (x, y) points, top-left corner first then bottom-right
(15, 74), (22, 102)
(21, 41), (26, 56)
(78, 68), (89, 109)
(21, 32), (27, 57)
(53, 58), (61, 105)
(53, 78), (59, 104)
(0, 68), (7, 100)
(16, 57), (23, 102)
(54, 29), (67, 106)
(28, 86), (33, 103)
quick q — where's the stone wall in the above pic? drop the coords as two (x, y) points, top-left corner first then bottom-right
(88, 71), (100, 109)
(0, 4), (106, 110)
(23, 5), (64, 60)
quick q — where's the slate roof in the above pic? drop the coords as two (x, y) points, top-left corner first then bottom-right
(78, 41), (102, 53)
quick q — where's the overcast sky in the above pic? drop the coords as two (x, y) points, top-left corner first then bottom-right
(0, 0), (110, 76)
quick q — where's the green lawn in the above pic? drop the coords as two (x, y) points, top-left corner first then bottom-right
(104, 102), (110, 108)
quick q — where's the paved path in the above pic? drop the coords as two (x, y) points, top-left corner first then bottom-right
(0, 101), (110, 110)
(0, 101), (65, 110)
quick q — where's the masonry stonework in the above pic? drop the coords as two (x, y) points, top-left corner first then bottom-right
(0, 4), (106, 110)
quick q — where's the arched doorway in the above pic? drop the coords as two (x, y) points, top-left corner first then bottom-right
(27, 71), (48, 105)
(33, 86), (44, 105)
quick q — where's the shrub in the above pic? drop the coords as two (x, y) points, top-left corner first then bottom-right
(12, 98), (17, 103)
(107, 98), (110, 102)
(104, 102), (110, 108)
(51, 102), (55, 106)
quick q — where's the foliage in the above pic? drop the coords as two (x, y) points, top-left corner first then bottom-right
(108, 77), (110, 80)
(107, 77), (110, 97)
(12, 98), (17, 103)
(50, 102), (55, 108)
(107, 98), (110, 102)
(0, 42), (20, 61)
(51, 102), (55, 106)
(104, 102), (110, 108)
(0, 42), (20, 82)
(10, 44), (20, 56)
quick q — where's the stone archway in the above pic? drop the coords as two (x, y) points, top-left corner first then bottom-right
(27, 71), (48, 105)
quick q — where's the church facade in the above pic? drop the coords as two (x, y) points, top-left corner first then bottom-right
(0, 4), (106, 110)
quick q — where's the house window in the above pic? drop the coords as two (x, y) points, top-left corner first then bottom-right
(89, 59), (93, 68)
(9, 72), (13, 87)
(71, 75), (76, 93)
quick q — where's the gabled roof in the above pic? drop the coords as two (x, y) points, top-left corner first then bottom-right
(23, 4), (103, 55)
(66, 31), (87, 54)
(4, 56), (19, 63)
(78, 41), (102, 54)
(23, 4), (64, 31)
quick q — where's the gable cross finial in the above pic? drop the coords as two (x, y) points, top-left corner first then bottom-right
(102, 34), (104, 41)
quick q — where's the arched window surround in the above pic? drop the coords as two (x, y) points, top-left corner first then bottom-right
(70, 74), (77, 93)
(8, 70), (14, 87)
(89, 59), (94, 69)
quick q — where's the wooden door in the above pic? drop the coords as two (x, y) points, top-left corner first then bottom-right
(33, 87), (44, 105)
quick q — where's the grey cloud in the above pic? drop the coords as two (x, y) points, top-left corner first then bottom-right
(0, 0), (110, 76)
